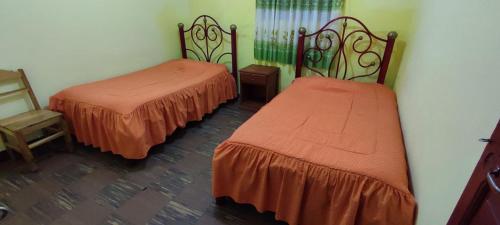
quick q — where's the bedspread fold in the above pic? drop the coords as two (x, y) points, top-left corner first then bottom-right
(50, 59), (236, 159)
(212, 76), (416, 225)
(213, 142), (415, 225)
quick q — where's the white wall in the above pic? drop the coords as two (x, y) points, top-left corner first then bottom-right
(394, 0), (500, 224)
(0, 0), (191, 149)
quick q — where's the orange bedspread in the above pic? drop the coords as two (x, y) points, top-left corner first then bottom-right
(213, 76), (415, 225)
(50, 59), (236, 159)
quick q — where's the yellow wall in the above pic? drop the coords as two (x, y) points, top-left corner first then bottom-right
(0, 0), (190, 150)
(187, 0), (417, 89)
(187, 0), (298, 89)
(187, 0), (259, 86)
(345, 0), (418, 87)
(394, 0), (500, 224)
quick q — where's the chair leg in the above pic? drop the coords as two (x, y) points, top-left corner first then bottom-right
(60, 119), (73, 153)
(14, 133), (38, 172)
(0, 133), (15, 160)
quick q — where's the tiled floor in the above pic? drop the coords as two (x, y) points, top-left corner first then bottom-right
(0, 102), (287, 225)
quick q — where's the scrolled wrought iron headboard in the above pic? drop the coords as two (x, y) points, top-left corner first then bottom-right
(178, 15), (238, 80)
(295, 16), (398, 84)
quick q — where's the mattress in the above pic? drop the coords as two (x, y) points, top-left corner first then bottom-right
(50, 59), (236, 159)
(212, 76), (416, 225)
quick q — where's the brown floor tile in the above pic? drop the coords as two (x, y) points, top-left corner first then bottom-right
(0, 102), (285, 225)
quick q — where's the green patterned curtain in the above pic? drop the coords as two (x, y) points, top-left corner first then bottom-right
(254, 0), (343, 65)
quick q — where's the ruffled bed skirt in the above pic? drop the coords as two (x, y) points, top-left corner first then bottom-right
(212, 142), (416, 225)
(50, 72), (236, 159)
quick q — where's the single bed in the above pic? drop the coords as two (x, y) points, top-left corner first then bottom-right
(212, 17), (416, 225)
(49, 15), (238, 159)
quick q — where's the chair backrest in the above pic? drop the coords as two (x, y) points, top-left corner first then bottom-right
(0, 69), (41, 110)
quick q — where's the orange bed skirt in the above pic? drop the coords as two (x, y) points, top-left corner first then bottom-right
(50, 59), (236, 159)
(213, 77), (416, 225)
(213, 142), (415, 225)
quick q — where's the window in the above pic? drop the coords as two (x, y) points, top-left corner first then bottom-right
(254, 0), (344, 65)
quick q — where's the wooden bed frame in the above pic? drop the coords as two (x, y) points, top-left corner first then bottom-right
(178, 15), (238, 82)
(295, 16), (398, 84)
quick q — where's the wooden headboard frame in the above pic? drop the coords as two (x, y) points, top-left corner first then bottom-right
(295, 16), (398, 84)
(178, 15), (238, 81)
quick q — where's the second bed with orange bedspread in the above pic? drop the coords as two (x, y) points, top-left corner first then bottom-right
(213, 76), (416, 225)
(50, 59), (236, 159)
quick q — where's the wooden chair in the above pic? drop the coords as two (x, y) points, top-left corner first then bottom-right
(0, 69), (72, 171)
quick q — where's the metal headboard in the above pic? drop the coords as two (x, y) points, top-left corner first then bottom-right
(295, 16), (397, 84)
(178, 15), (238, 80)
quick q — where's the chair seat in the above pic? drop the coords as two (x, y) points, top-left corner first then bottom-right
(0, 110), (62, 132)
(0, 69), (72, 171)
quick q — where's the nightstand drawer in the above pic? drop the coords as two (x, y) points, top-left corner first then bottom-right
(240, 72), (267, 85)
(239, 64), (279, 111)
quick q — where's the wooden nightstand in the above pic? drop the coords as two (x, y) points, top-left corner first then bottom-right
(239, 65), (279, 111)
